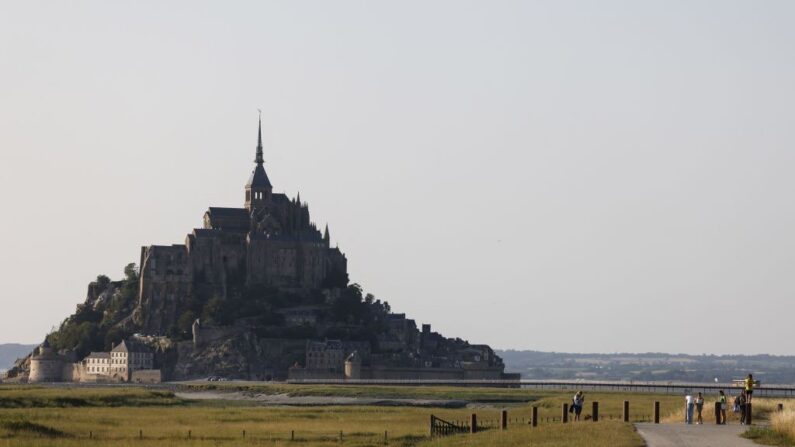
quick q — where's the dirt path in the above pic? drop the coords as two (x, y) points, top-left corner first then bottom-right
(175, 391), (469, 408)
(636, 423), (757, 447)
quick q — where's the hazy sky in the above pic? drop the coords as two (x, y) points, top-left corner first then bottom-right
(2, 1), (794, 355)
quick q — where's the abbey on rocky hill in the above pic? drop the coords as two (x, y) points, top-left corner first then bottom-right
(136, 117), (348, 334)
(5, 117), (516, 384)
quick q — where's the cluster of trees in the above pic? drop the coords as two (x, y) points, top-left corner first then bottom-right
(46, 263), (139, 358)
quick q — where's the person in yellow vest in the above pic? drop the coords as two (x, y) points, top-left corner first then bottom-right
(744, 374), (758, 402)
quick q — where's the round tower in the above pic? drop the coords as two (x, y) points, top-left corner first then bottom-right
(28, 340), (64, 383)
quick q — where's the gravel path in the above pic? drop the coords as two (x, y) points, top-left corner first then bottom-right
(636, 423), (757, 447)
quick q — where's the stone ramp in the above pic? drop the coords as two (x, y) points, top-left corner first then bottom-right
(636, 423), (756, 447)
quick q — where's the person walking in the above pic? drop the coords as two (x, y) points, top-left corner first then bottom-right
(695, 392), (705, 424)
(718, 390), (728, 424)
(572, 391), (585, 421)
(685, 393), (695, 424)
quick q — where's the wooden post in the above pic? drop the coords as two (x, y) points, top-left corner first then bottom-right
(623, 401), (629, 422)
(778, 403), (784, 412)
(291, 430), (295, 441)
(745, 403), (752, 425)
(592, 402), (599, 422)
(429, 415), (434, 437)
(243, 430), (246, 438)
(139, 430), (143, 440)
(654, 401), (660, 424)
(339, 430), (343, 442)
(532, 406), (538, 427)
(89, 431), (92, 439)
(562, 403), (569, 423)
(501, 410), (508, 430)
(470, 414), (478, 434)
(715, 402), (721, 424)
(188, 430), (191, 439)
(384, 430), (388, 445)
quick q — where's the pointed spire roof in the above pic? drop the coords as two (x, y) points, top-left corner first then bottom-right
(247, 111), (272, 189)
(323, 224), (330, 243)
(255, 111), (264, 165)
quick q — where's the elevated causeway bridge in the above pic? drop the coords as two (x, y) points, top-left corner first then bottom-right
(286, 378), (795, 397)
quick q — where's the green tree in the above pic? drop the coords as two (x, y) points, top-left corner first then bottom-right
(123, 263), (139, 282)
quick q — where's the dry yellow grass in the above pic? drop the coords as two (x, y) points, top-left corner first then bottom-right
(771, 408), (795, 443)
(420, 420), (644, 447)
(2, 385), (788, 447)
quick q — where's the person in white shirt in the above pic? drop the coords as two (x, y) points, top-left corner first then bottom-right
(572, 391), (585, 421)
(685, 394), (695, 424)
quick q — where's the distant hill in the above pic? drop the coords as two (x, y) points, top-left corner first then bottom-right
(497, 350), (795, 385)
(0, 344), (36, 372)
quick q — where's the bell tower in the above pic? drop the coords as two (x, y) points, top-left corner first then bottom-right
(245, 113), (273, 211)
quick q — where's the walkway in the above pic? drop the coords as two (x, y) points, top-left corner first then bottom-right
(636, 423), (756, 447)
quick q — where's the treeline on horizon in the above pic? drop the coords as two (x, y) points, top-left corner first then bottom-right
(497, 350), (795, 384)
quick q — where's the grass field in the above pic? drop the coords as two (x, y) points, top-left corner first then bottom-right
(741, 407), (795, 446)
(0, 385), (791, 447)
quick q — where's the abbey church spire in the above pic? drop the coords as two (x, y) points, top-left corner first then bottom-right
(245, 112), (272, 210)
(255, 112), (264, 165)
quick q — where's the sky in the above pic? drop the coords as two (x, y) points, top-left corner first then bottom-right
(1, 1), (794, 355)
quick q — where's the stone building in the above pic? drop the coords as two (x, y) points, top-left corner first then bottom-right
(28, 340), (66, 383)
(306, 340), (345, 371)
(81, 339), (154, 382)
(136, 117), (348, 334)
(84, 352), (111, 376)
(27, 337), (157, 383)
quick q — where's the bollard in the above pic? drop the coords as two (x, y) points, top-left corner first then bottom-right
(715, 402), (721, 425)
(746, 403), (752, 425)
(562, 403), (569, 423)
(470, 414), (478, 434)
(532, 406), (538, 427)
(592, 402), (599, 422)
(623, 401), (630, 422)
(501, 410), (508, 430)
(654, 402), (660, 424)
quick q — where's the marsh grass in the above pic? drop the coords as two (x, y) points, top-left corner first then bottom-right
(2, 385), (786, 446)
(420, 420), (644, 447)
(0, 386), (182, 408)
(748, 408), (795, 446)
(742, 426), (795, 446)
